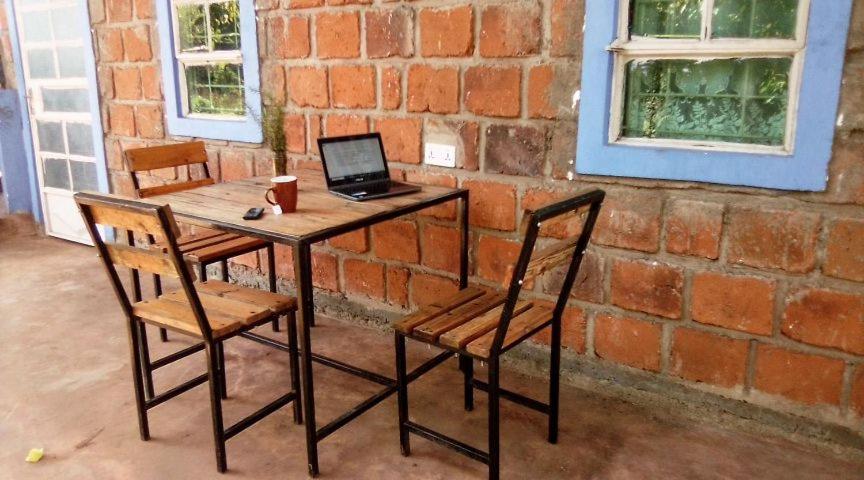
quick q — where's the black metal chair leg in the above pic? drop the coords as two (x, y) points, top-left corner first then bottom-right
(216, 341), (227, 400)
(152, 274), (169, 342)
(127, 319), (150, 441)
(206, 344), (228, 473)
(220, 259), (229, 282)
(548, 318), (561, 444)
(199, 263), (208, 282)
(395, 334), (410, 456)
(488, 356), (500, 480)
(267, 244), (280, 332)
(137, 322), (155, 400)
(459, 354), (474, 411)
(286, 312), (302, 424)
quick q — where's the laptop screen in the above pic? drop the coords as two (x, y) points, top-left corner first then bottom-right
(320, 135), (388, 185)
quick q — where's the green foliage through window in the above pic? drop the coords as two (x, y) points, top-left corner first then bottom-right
(185, 64), (245, 116)
(631, 0), (703, 38)
(629, 0), (800, 39)
(177, 1), (240, 53)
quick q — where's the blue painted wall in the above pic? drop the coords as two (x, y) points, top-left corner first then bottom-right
(0, 89), (32, 214)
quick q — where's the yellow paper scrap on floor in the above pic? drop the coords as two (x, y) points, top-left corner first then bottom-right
(25, 448), (43, 463)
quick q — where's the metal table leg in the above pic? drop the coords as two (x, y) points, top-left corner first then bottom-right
(293, 241), (320, 477)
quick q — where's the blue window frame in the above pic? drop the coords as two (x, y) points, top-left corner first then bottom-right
(155, 0), (261, 143)
(576, 0), (853, 191)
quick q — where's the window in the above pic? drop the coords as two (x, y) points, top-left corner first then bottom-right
(576, 0), (853, 191)
(156, 0), (261, 142)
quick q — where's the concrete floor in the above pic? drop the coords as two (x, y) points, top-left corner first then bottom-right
(1, 235), (863, 480)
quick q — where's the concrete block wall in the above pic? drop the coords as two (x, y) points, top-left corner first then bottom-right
(82, 0), (864, 436)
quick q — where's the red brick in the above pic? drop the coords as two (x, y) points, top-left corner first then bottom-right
(421, 224), (461, 274)
(325, 114), (368, 137)
(692, 273), (775, 335)
(289, 0), (323, 7)
(484, 125), (546, 176)
(374, 117), (421, 164)
(107, 0), (132, 22)
(140, 66), (161, 100)
(135, 105), (163, 139)
(726, 207), (821, 273)
(476, 235), (522, 285)
(403, 171), (458, 219)
(852, 366), (864, 417)
(419, 6), (474, 57)
(479, 3), (541, 57)
(134, 0), (153, 19)
(551, 0), (583, 57)
(754, 345), (845, 406)
(365, 7), (413, 59)
(387, 266), (410, 307)
(594, 315), (662, 372)
(269, 16), (310, 59)
(665, 199), (724, 259)
(533, 305), (587, 353)
(541, 252), (604, 304)
(407, 65), (459, 114)
(381, 67), (402, 110)
(309, 115), (322, 151)
(594, 192), (663, 253)
(829, 140), (864, 205)
(824, 218), (864, 281)
(288, 67), (328, 108)
(114, 67), (141, 100)
(98, 29), (124, 62)
(611, 259), (683, 319)
(274, 244), (295, 279)
(312, 251), (339, 292)
(344, 259), (385, 300)
(424, 120), (479, 171)
(782, 288), (864, 355)
(411, 272), (459, 307)
(329, 228), (369, 253)
(316, 12), (360, 59)
(372, 220), (419, 263)
(231, 251), (259, 270)
(464, 66), (521, 118)
(284, 114), (306, 154)
(122, 26), (151, 62)
(521, 188), (584, 239)
(331, 65), (376, 109)
(463, 180), (517, 231)
(109, 104), (135, 136)
(260, 64), (286, 106)
(528, 65), (556, 119)
(671, 329), (749, 388)
(220, 150), (254, 181)
(327, 0), (372, 5)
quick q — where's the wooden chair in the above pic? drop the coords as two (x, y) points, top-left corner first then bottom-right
(75, 192), (302, 473)
(394, 190), (605, 480)
(125, 142), (280, 341)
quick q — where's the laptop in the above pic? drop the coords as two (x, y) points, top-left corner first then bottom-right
(318, 133), (421, 201)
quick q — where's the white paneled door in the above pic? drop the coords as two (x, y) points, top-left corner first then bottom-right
(13, 0), (104, 243)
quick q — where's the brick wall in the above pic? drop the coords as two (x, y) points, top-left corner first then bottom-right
(88, 0), (864, 432)
(0, 3), (15, 89)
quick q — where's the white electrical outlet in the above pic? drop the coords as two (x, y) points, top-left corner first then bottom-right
(424, 143), (457, 168)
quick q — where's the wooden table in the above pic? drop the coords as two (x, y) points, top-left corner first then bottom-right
(145, 172), (469, 476)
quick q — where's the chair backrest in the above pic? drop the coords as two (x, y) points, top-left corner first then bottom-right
(492, 189), (605, 356)
(125, 141), (215, 198)
(75, 192), (214, 340)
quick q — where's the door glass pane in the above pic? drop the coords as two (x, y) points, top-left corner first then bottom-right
(70, 160), (98, 191)
(630, 0), (703, 39)
(43, 157), (71, 189)
(37, 120), (65, 153)
(21, 10), (52, 42)
(42, 88), (89, 112)
(185, 63), (245, 116)
(177, 3), (207, 52)
(66, 123), (94, 156)
(210, 1), (240, 51)
(50, 6), (80, 41)
(713, 0), (798, 38)
(57, 46), (86, 77)
(622, 57), (792, 146)
(26, 48), (56, 79)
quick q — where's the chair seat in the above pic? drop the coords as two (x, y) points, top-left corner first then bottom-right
(394, 286), (553, 359)
(152, 229), (268, 264)
(132, 280), (297, 339)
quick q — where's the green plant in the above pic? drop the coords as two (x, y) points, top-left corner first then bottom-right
(261, 102), (287, 176)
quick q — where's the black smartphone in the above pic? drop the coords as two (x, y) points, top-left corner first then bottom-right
(243, 207), (264, 220)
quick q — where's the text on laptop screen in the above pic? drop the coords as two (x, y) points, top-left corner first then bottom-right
(321, 137), (386, 182)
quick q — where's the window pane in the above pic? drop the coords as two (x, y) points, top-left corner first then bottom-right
(177, 3), (207, 52)
(67, 123), (94, 157)
(630, 0), (703, 39)
(42, 88), (89, 112)
(37, 121), (65, 153)
(57, 46), (86, 77)
(622, 58), (791, 146)
(210, 1), (241, 51)
(43, 157), (70, 190)
(713, 0), (798, 38)
(185, 63), (245, 116)
(21, 10), (52, 43)
(51, 6), (80, 41)
(70, 160), (98, 191)
(27, 48), (56, 79)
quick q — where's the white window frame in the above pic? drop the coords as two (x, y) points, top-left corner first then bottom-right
(171, 0), (245, 121)
(607, 0), (812, 155)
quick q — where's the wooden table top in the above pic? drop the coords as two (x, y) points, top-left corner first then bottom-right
(141, 171), (465, 244)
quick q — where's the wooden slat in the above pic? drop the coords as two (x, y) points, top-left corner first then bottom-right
(160, 289), (273, 324)
(197, 280), (297, 313)
(466, 306), (553, 358)
(412, 292), (506, 342)
(151, 232), (236, 254)
(105, 244), (178, 277)
(393, 287), (486, 334)
(183, 235), (268, 263)
(87, 203), (165, 237)
(138, 178), (215, 198)
(125, 141), (208, 172)
(523, 237), (580, 284)
(438, 300), (533, 349)
(132, 298), (242, 338)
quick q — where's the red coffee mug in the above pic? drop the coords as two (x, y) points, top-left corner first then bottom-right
(265, 175), (298, 213)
